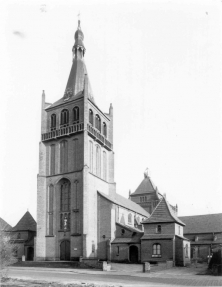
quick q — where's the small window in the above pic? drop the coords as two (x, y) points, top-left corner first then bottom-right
(73, 106), (79, 122)
(156, 225), (161, 233)
(17, 233), (21, 239)
(103, 122), (107, 137)
(61, 109), (69, 126)
(121, 229), (125, 235)
(152, 243), (161, 257)
(51, 114), (56, 130)
(89, 109), (93, 125)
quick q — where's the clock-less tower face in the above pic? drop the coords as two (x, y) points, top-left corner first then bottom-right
(36, 21), (115, 261)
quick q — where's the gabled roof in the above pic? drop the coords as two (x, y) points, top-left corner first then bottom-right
(130, 174), (159, 197)
(179, 214), (222, 234)
(142, 197), (185, 226)
(10, 211), (36, 232)
(0, 217), (12, 231)
(98, 191), (150, 217)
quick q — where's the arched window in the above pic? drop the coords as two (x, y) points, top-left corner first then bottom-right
(73, 139), (79, 171)
(152, 244), (161, 257)
(96, 145), (101, 177)
(103, 151), (107, 180)
(48, 185), (54, 236)
(73, 106), (79, 122)
(89, 109), (93, 126)
(60, 140), (68, 173)
(128, 213), (132, 224)
(61, 109), (69, 126)
(50, 144), (55, 175)
(89, 141), (93, 173)
(103, 122), (107, 137)
(60, 181), (70, 212)
(51, 114), (56, 130)
(95, 114), (101, 132)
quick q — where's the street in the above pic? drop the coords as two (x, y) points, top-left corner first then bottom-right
(6, 267), (222, 286)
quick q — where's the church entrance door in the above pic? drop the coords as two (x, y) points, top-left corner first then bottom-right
(27, 247), (34, 261)
(129, 245), (138, 263)
(60, 240), (70, 261)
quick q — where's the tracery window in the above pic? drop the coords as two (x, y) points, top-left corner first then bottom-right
(89, 109), (93, 126)
(60, 181), (71, 231)
(48, 184), (54, 235)
(73, 106), (79, 122)
(152, 244), (161, 257)
(51, 114), (56, 130)
(60, 109), (69, 126)
(95, 114), (101, 132)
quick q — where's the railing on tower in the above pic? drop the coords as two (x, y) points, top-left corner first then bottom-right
(41, 122), (84, 141)
(87, 124), (112, 151)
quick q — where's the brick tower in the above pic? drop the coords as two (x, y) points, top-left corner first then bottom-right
(36, 21), (116, 261)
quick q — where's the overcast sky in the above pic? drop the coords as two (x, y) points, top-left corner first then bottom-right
(0, 0), (221, 226)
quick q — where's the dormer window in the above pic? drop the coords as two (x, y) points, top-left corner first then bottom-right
(51, 114), (56, 130)
(156, 225), (161, 233)
(89, 109), (93, 126)
(103, 122), (107, 137)
(73, 106), (79, 123)
(95, 114), (101, 132)
(61, 109), (69, 126)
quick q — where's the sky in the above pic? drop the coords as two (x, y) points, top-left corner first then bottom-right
(0, 0), (221, 226)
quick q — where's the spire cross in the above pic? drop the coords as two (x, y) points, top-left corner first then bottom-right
(77, 12), (81, 29)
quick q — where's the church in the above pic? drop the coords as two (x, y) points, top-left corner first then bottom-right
(35, 21), (190, 266)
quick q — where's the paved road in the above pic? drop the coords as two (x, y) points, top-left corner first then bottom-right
(7, 267), (222, 286)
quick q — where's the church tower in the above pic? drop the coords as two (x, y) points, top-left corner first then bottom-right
(36, 21), (116, 261)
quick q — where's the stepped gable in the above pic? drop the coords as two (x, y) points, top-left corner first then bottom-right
(10, 211), (36, 232)
(179, 213), (222, 234)
(0, 217), (12, 231)
(46, 20), (94, 110)
(98, 191), (150, 217)
(143, 196), (185, 226)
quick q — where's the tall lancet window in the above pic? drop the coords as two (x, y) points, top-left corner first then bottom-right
(73, 139), (79, 170)
(50, 144), (55, 175)
(95, 114), (101, 132)
(89, 141), (93, 173)
(103, 151), (107, 181)
(73, 106), (79, 123)
(60, 180), (71, 230)
(51, 114), (56, 130)
(60, 140), (68, 173)
(103, 122), (107, 138)
(47, 185), (54, 236)
(61, 109), (69, 126)
(96, 145), (101, 177)
(89, 109), (93, 126)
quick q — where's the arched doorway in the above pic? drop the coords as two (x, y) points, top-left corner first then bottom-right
(60, 240), (70, 261)
(129, 245), (138, 263)
(27, 247), (34, 261)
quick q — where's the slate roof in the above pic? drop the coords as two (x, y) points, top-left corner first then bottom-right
(98, 191), (150, 217)
(10, 211), (36, 232)
(142, 196), (185, 226)
(141, 234), (175, 240)
(0, 217), (12, 231)
(116, 222), (143, 233)
(179, 214), (222, 234)
(130, 175), (157, 196)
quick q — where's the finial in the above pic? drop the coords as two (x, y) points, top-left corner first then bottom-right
(77, 12), (81, 29)
(144, 168), (149, 178)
